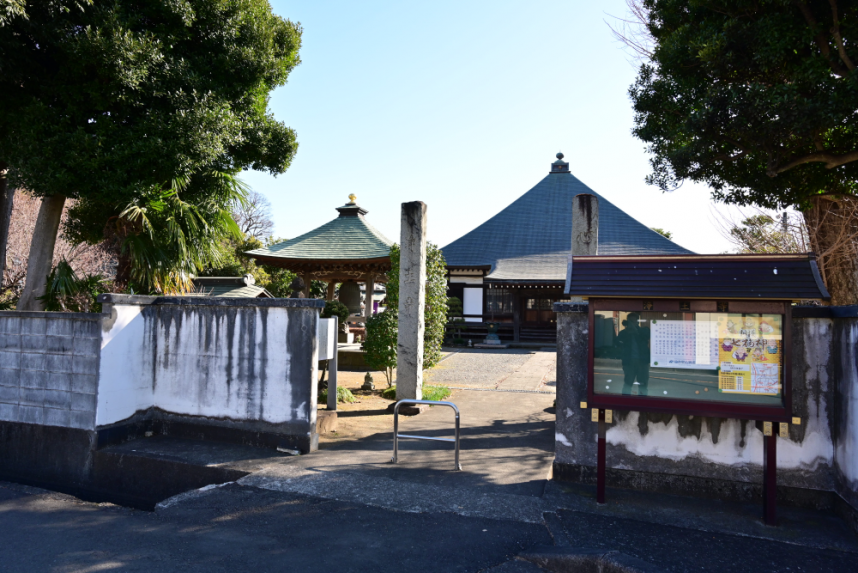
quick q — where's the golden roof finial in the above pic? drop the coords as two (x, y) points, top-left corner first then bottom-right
(348, 194), (357, 204)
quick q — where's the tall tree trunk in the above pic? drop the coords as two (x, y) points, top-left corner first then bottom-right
(803, 195), (858, 306)
(0, 162), (15, 281)
(17, 194), (66, 311)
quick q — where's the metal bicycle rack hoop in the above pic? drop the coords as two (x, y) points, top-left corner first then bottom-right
(391, 399), (462, 471)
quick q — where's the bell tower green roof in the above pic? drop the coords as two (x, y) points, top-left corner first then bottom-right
(245, 196), (394, 264)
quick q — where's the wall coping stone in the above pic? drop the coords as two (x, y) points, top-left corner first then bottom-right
(0, 310), (103, 320)
(553, 302), (589, 313)
(98, 293), (325, 309)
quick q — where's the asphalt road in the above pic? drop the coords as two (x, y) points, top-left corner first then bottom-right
(0, 481), (550, 573)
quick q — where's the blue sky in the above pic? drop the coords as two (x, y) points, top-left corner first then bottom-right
(245, 0), (738, 253)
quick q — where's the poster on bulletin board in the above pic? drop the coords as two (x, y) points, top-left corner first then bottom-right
(717, 315), (782, 396)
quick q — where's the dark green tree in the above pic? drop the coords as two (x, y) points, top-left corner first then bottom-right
(1, 1), (301, 308)
(625, 0), (858, 304)
(650, 227), (673, 240)
(363, 310), (398, 388)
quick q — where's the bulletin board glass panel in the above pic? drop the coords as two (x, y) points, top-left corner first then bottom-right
(593, 310), (784, 407)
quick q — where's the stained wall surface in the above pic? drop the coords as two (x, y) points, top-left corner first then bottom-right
(554, 304), (858, 513)
(97, 295), (324, 439)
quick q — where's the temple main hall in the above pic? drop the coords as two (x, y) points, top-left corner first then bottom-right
(441, 153), (692, 342)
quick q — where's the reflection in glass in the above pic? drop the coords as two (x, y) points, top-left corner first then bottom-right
(593, 311), (784, 407)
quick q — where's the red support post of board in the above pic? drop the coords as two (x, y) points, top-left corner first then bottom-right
(763, 431), (777, 526)
(597, 410), (606, 504)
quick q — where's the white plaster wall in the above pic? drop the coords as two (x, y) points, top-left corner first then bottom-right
(150, 308), (294, 424)
(97, 304), (153, 427)
(97, 303), (317, 428)
(450, 276), (484, 285)
(463, 288), (483, 323)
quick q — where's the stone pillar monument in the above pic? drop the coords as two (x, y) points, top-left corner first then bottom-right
(568, 194), (598, 302)
(572, 194), (599, 256)
(396, 201), (427, 401)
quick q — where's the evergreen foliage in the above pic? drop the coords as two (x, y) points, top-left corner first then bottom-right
(201, 235), (297, 298)
(38, 259), (105, 313)
(363, 309), (398, 387)
(629, 1), (858, 206)
(627, 1), (858, 303)
(447, 296), (464, 319)
(1, 1), (302, 304)
(321, 300), (349, 325)
(650, 228), (673, 240)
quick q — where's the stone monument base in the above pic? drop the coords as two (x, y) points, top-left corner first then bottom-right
(387, 401), (430, 415)
(316, 410), (338, 433)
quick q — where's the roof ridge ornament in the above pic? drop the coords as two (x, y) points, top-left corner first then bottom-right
(551, 152), (569, 174)
(336, 195), (368, 217)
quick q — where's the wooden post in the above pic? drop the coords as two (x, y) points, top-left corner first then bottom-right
(326, 281), (336, 301)
(597, 409), (606, 504)
(364, 275), (375, 324)
(302, 274), (313, 298)
(763, 431), (777, 525)
(513, 294), (521, 343)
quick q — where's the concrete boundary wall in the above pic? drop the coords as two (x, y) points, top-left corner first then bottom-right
(0, 312), (101, 430)
(97, 295), (321, 447)
(554, 303), (858, 525)
(0, 296), (325, 497)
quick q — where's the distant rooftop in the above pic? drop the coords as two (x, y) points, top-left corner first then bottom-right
(441, 153), (694, 283)
(190, 275), (272, 298)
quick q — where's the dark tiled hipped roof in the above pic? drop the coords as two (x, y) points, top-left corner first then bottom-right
(441, 157), (692, 282)
(191, 276), (273, 298)
(565, 254), (830, 301)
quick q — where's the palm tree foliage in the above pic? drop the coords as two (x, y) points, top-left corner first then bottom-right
(112, 170), (248, 294)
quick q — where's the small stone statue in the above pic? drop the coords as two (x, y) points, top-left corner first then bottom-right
(289, 276), (306, 298)
(362, 372), (375, 391)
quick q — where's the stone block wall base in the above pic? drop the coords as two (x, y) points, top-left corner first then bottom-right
(387, 402), (430, 416)
(553, 461), (858, 531)
(316, 410), (338, 433)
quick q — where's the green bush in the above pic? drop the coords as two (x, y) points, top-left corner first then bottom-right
(447, 296), (463, 318)
(319, 386), (357, 404)
(321, 300), (349, 324)
(381, 385), (451, 402)
(364, 310), (398, 387)
(38, 259), (106, 313)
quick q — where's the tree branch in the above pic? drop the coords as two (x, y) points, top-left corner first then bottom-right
(768, 149), (858, 175)
(793, 0), (851, 77)
(828, 0), (856, 71)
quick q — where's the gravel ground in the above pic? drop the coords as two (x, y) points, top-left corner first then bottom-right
(425, 349), (536, 387)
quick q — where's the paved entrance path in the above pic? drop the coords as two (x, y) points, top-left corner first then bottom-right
(426, 349), (556, 393)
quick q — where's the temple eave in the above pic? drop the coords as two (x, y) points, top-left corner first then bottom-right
(248, 255), (391, 281)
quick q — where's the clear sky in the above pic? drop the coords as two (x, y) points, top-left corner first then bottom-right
(246, 0), (739, 254)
